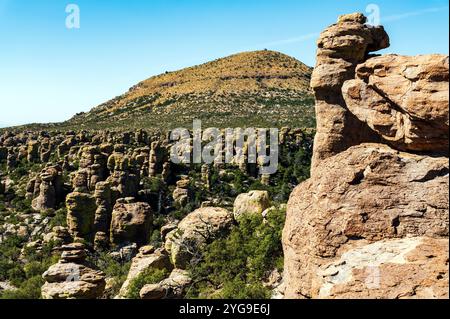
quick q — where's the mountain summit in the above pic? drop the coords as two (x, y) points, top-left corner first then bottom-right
(65, 50), (314, 130)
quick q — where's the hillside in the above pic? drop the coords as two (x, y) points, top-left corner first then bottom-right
(10, 50), (315, 132)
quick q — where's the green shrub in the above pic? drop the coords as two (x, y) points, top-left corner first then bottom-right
(87, 252), (131, 298)
(0, 238), (59, 299)
(126, 268), (169, 299)
(187, 208), (286, 299)
(0, 275), (44, 299)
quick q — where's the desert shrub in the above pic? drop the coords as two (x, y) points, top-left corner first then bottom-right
(0, 275), (44, 299)
(10, 196), (33, 214)
(0, 239), (59, 299)
(187, 208), (285, 299)
(126, 268), (169, 299)
(48, 207), (68, 228)
(141, 177), (165, 192)
(87, 252), (131, 299)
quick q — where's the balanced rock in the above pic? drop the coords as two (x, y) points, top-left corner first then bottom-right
(310, 12), (389, 168)
(66, 192), (97, 242)
(342, 54), (449, 153)
(41, 243), (106, 299)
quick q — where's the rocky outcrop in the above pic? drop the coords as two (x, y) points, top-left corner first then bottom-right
(342, 54), (449, 153)
(283, 144), (449, 298)
(140, 269), (192, 299)
(311, 13), (389, 168)
(110, 199), (153, 246)
(118, 245), (172, 298)
(165, 207), (234, 269)
(31, 165), (64, 212)
(41, 243), (106, 299)
(66, 192), (97, 242)
(283, 13), (449, 299)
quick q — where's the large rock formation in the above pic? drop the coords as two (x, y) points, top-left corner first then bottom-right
(310, 12), (389, 168)
(110, 199), (153, 246)
(41, 243), (106, 299)
(343, 54), (449, 153)
(283, 13), (449, 299)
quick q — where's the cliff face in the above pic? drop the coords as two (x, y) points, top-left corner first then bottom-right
(282, 13), (449, 299)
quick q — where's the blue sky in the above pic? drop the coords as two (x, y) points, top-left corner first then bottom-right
(0, 0), (448, 127)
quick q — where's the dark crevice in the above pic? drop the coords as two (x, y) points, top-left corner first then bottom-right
(349, 170), (365, 185)
(412, 167), (449, 183)
(392, 216), (400, 235)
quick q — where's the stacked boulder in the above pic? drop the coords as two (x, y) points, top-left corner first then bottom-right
(283, 13), (449, 299)
(41, 243), (106, 299)
(310, 13), (389, 168)
(172, 176), (190, 207)
(31, 165), (64, 212)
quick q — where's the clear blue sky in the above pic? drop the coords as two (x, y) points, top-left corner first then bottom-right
(0, 0), (448, 127)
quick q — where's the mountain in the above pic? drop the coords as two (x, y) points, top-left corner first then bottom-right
(16, 50), (313, 132)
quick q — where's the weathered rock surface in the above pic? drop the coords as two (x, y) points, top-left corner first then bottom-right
(233, 190), (271, 220)
(165, 207), (234, 268)
(41, 243), (106, 299)
(317, 237), (448, 299)
(118, 246), (172, 298)
(283, 144), (449, 298)
(343, 54), (449, 153)
(311, 13), (389, 168)
(110, 200), (153, 246)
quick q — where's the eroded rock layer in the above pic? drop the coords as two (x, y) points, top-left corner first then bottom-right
(283, 13), (449, 299)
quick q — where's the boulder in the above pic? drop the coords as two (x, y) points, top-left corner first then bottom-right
(118, 246), (172, 298)
(140, 269), (192, 299)
(342, 54), (449, 153)
(233, 190), (271, 220)
(165, 207), (234, 268)
(110, 201), (153, 246)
